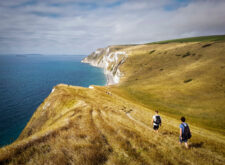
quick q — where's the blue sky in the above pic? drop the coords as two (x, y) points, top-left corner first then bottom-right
(0, 0), (225, 55)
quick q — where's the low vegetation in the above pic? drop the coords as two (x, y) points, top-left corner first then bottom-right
(149, 50), (156, 54)
(184, 79), (192, 83)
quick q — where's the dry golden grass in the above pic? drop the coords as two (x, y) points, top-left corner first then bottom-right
(0, 40), (225, 164)
(0, 84), (224, 164)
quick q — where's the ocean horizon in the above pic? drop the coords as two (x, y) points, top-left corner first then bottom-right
(0, 55), (106, 147)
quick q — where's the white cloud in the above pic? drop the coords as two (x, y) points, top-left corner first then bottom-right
(0, 0), (224, 55)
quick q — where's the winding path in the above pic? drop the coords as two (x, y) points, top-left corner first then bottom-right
(126, 112), (152, 131)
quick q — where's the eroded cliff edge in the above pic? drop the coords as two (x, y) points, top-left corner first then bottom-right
(81, 46), (128, 85)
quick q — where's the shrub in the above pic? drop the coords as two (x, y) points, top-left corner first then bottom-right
(184, 79), (192, 83)
(202, 44), (212, 48)
(149, 50), (155, 54)
(182, 52), (191, 58)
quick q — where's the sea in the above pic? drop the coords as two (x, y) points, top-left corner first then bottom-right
(0, 55), (106, 147)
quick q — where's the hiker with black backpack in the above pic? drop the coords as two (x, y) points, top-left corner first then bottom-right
(152, 110), (161, 133)
(179, 116), (191, 149)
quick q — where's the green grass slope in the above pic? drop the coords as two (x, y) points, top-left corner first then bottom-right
(111, 38), (225, 134)
(151, 35), (225, 44)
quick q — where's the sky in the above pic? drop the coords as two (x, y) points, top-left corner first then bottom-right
(0, 0), (225, 55)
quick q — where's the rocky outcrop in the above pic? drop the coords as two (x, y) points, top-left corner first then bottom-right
(82, 46), (127, 85)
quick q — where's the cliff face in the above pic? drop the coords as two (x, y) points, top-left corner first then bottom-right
(82, 46), (128, 85)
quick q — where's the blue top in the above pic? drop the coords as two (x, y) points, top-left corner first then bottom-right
(180, 122), (188, 134)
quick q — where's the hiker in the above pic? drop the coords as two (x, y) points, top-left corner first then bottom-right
(179, 116), (191, 149)
(152, 110), (161, 132)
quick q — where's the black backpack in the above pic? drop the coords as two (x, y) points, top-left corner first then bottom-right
(182, 123), (192, 139)
(154, 116), (161, 125)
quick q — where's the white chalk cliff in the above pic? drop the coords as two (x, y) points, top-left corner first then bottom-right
(81, 46), (127, 85)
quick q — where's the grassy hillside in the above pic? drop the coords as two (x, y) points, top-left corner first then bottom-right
(0, 35), (225, 164)
(113, 40), (225, 134)
(0, 84), (224, 164)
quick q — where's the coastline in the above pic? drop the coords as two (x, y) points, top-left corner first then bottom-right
(81, 59), (117, 86)
(0, 55), (106, 147)
(81, 48), (127, 86)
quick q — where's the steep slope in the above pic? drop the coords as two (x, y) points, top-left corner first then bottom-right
(0, 35), (225, 165)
